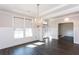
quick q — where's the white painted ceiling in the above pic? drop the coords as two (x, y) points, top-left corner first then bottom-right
(0, 4), (79, 19)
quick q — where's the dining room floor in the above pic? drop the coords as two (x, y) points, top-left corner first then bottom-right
(0, 37), (79, 55)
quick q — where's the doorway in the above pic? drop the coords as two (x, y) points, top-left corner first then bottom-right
(58, 23), (74, 43)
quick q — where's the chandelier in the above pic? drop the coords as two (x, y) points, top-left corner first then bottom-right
(33, 4), (43, 28)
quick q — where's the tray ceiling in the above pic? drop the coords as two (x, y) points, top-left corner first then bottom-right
(0, 4), (79, 19)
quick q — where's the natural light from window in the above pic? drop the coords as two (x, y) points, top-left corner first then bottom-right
(26, 44), (37, 48)
(14, 28), (32, 39)
(25, 28), (32, 37)
(33, 42), (45, 45)
(14, 28), (24, 39)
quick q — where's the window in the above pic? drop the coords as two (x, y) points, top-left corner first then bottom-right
(14, 28), (24, 39)
(25, 28), (32, 37)
(13, 17), (32, 39)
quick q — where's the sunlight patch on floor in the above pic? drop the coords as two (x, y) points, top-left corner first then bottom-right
(33, 42), (45, 45)
(26, 44), (37, 48)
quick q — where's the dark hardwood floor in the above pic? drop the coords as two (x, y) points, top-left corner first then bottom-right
(58, 36), (73, 44)
(0, 37), (79, 55)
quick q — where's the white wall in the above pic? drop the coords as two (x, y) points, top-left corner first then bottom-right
(48, 13), (79, 44)
(0, 11), (37, 49)
(59, 23), (73, 37)
(48, 20), (58, 39)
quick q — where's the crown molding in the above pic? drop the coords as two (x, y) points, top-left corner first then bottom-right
(40, 4), (68, 17)
(43, 5), (79, 19)
(0, 9), (34, 19)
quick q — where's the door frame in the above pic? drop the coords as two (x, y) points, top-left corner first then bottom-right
(58, 22), (74, 43)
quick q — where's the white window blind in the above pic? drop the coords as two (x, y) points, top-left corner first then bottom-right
(13, 17), (24, 39)
(25, 20), (32, 37)
(13, 17), (32, 39)
(14, 28), (24, 39)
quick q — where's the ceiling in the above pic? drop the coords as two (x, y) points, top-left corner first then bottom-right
(0, 4), (79, 19)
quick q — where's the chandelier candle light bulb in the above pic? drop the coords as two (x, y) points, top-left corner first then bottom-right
(33, 4), (43, 28)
